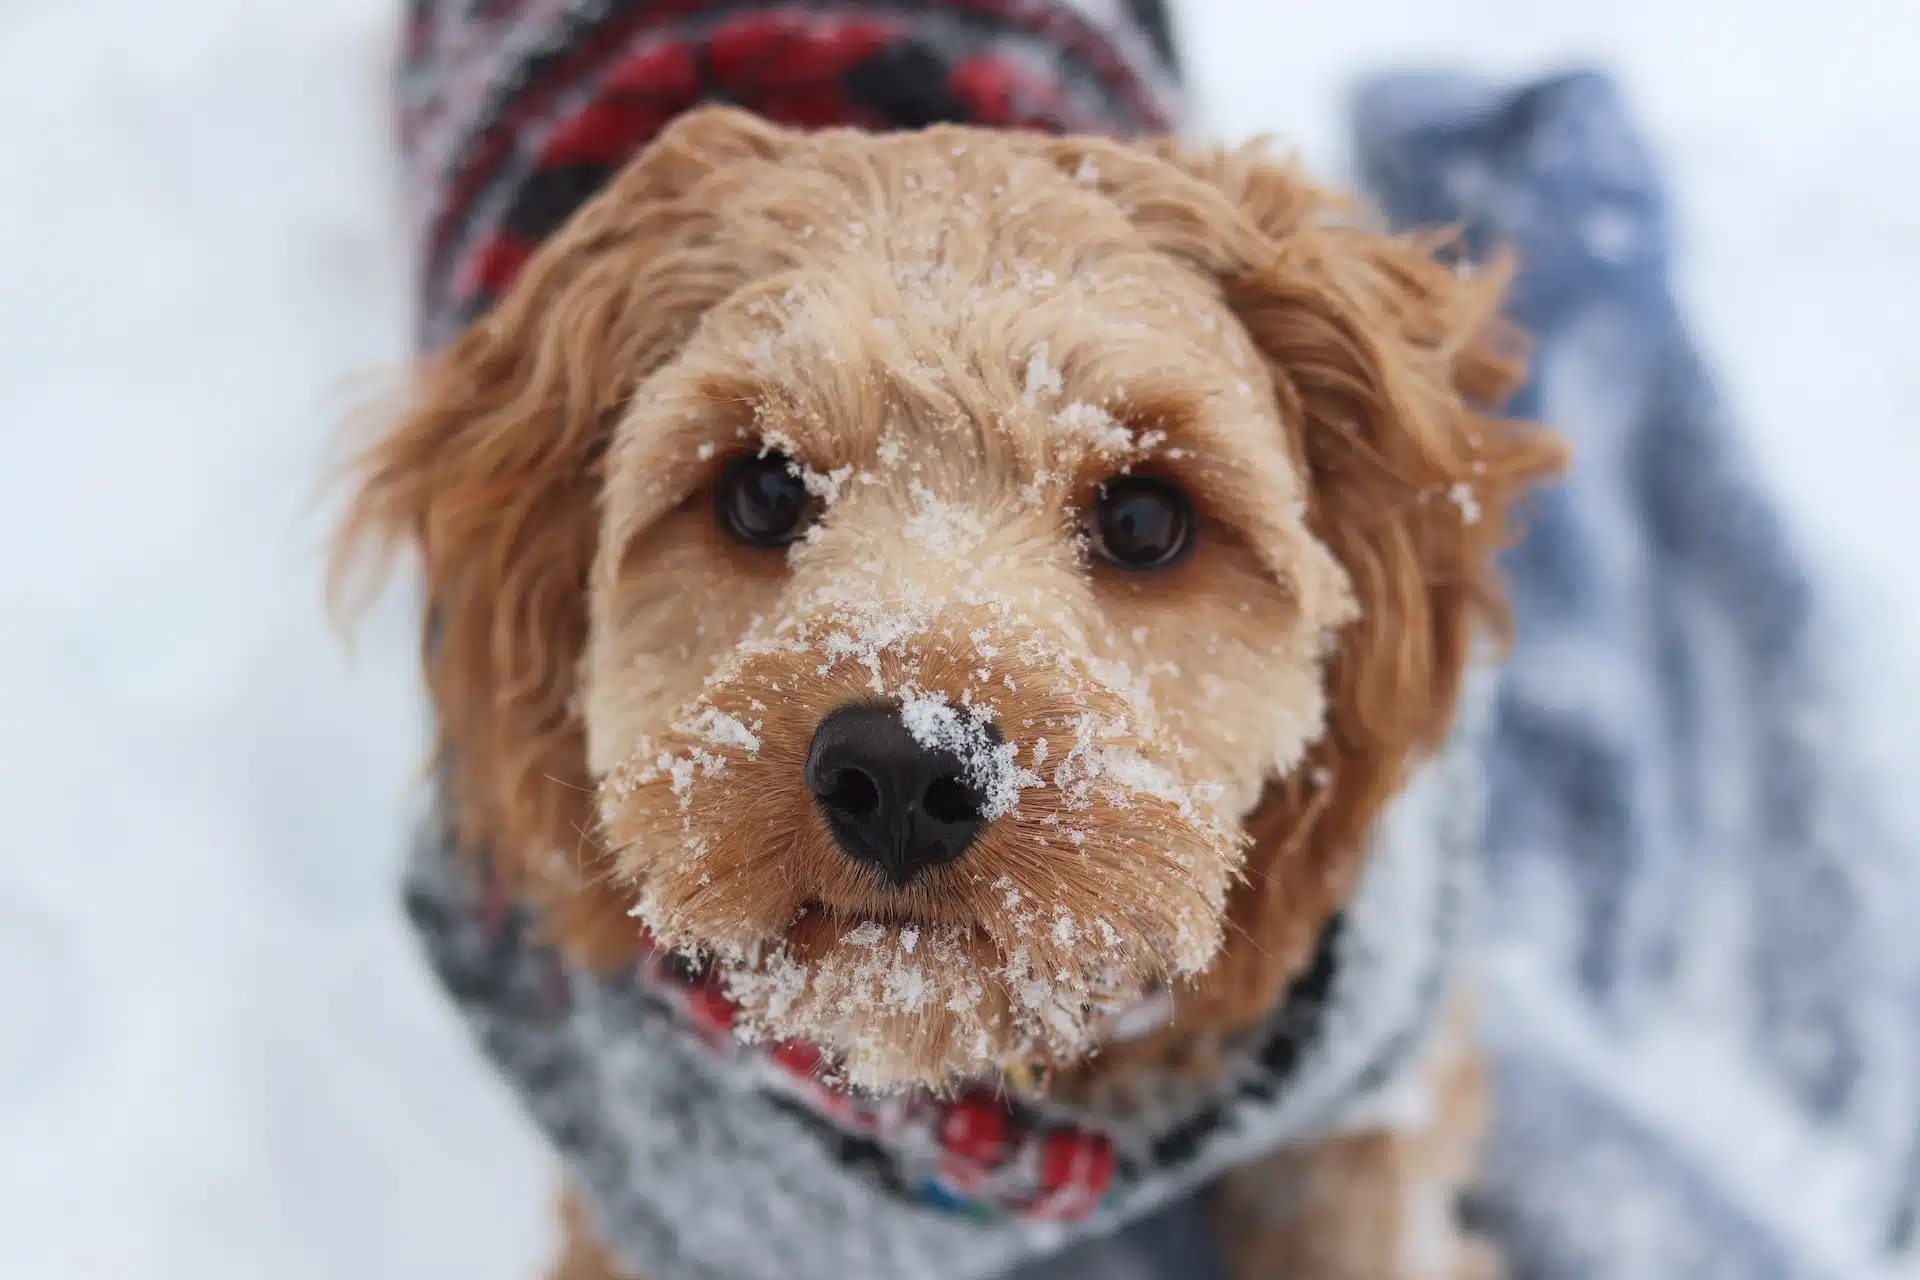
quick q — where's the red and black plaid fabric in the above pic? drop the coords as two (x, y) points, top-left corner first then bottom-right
(396, 0), (1185, 346)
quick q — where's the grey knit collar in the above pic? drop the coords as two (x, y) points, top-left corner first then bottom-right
(403, 711), (1482, 1280)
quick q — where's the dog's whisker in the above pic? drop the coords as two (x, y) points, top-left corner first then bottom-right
(1221, 911), (1275, 962)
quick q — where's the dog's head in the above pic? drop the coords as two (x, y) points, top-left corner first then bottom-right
(336, 108), (1563, 1092)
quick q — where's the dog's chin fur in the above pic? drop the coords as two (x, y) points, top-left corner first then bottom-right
(333, 107), (1566, 1098)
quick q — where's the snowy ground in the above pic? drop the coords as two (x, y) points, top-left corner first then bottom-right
(0, 1), (1913, 1276)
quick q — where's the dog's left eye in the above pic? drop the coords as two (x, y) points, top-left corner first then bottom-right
(717, 453), (815, 547)
(1088, 476), (1195, 570)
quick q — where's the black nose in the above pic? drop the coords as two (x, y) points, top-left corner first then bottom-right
(805, 703), (997, 886)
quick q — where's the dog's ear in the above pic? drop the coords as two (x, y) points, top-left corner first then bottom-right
(330, 107), (793, 924)
(1042, 138), (1567, 1028)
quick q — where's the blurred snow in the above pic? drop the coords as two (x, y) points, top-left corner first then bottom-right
(0, 1), (1912, 1276)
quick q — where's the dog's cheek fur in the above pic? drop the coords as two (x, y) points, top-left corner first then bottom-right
(580, 502), (791, 780)
(1084, 533), (1346, 822)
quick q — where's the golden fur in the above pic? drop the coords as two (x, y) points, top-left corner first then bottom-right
(334, 107), (1564, 1276)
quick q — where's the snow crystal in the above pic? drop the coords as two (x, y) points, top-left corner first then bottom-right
(996, 877), (1024, 911)
(1448, 481), (1482, 526)
(1023, 342), (1063, 403)
(690, 707), (760, 756)
(898, 692), (1040, 821)
(903, 482), (987, 559)
(666, 754), (697, 803)
(842, 920), (886, 948)
(788, 458), (854, 505)
(1014, 469), (1060, 511)
(758, 426), (800, 458)
(1051, 909), (1078, 947)
(1056, 401), (1136, 459)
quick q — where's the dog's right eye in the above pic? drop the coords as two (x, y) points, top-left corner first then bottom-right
(717, 453), (815, 547)
(1088, 475), (1194, 571)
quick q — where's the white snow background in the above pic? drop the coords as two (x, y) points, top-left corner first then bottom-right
(0, 1), (1914, 1276)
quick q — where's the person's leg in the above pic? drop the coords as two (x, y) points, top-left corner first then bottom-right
(1355, 68), (1920, 1280)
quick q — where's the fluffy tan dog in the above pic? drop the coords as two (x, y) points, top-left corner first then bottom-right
(336, 107), (1564, 1279)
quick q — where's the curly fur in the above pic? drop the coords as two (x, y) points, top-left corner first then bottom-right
(333, 107), (1564, 1276)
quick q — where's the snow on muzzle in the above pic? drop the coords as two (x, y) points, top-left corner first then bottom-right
(596, 598), (1246, 1090)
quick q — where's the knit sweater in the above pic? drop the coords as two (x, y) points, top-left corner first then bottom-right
(397, 0), (1184, 347)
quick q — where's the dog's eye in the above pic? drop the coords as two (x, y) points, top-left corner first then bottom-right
(1088, 476), (1194, 570)
(717, 453), (815, 547)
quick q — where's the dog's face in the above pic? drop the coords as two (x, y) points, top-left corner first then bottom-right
(582, 132), (1357, 1088)
(337, 109), (1562, 1093)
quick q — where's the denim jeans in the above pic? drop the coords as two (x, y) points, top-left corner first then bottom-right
(1028, 68), (1920, 1280)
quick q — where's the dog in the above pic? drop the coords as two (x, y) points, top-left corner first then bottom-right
(335, 6), (1564, 1278)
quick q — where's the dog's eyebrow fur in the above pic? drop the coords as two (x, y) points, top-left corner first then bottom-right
(1109, 386), (1206, 439)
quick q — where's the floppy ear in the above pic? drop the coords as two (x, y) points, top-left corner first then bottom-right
(1042, 138), (1567, 1032)
(330, 107), (792, 960)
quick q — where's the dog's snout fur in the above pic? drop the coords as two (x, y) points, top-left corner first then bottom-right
(806, 702), (994, 886)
